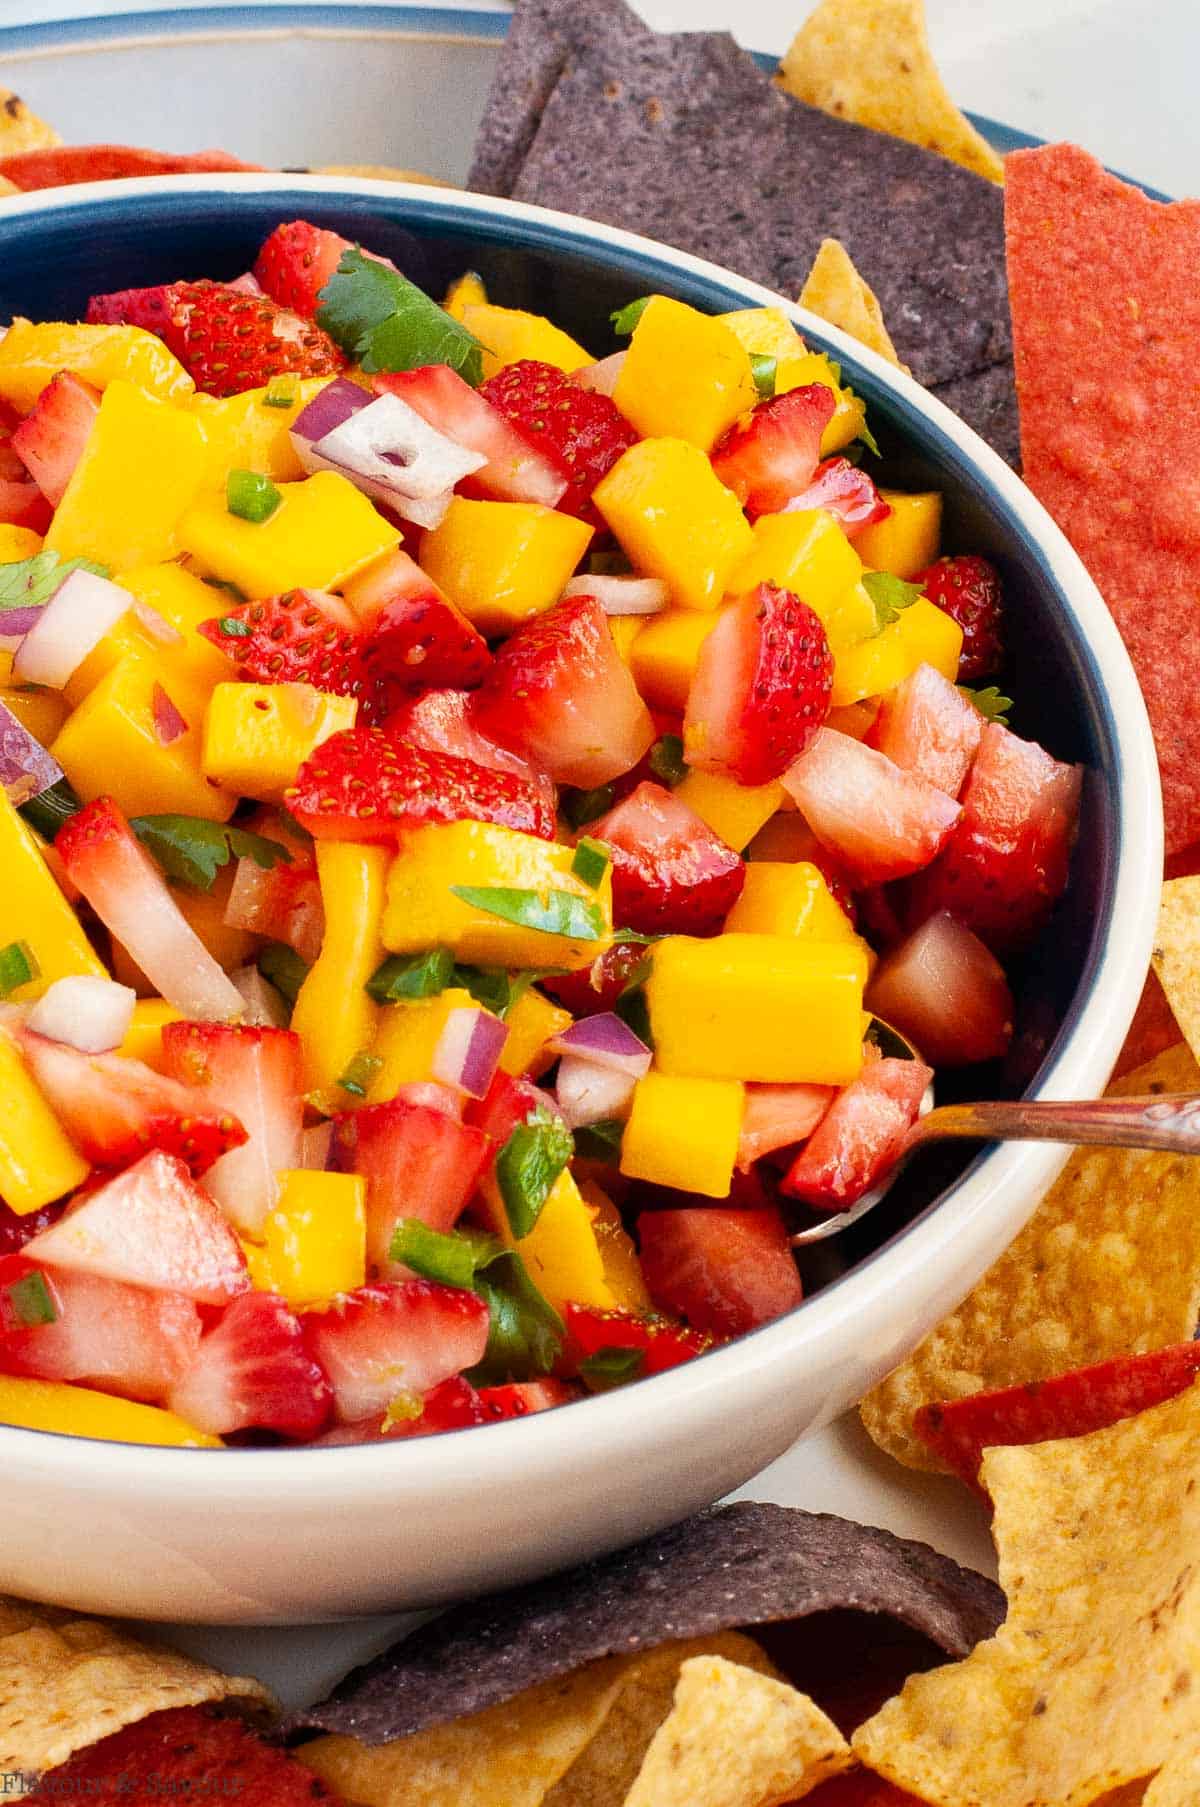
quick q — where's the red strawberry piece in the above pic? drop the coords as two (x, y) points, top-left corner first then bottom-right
(253, 217), (353, 317)
(17, 1029), (248, 1175)
(465, 1069), (548, 1146)
(0, 1253), (201, 1404)
(541, 937), (651, 1017)
(86, 281), (177, 333)
(736, 1083), (837, 1171)
(915, 554), (1005, 682)
(10, 370), (99, 506)
(0, 1200), (64, 1258)
(636, 1206), (803, 1338)
(200, 584), (367, 695)
(684, 582), (833, 785)
(902, 722), (1082, 953)
(782, 1056), (932, 1210)
(168, 1289), (332, 1439)
(0, 475), (51, 534)
(913, 1342), (1200, 1497)
(782, 728), (962, 885)
(159, 1023), (304, 1237)
(478, 358), (637, 521)
(783, 456), (891, 538)
(223, 812), (325, 963)
(302, 1278), (490, 1422)
(28, 1705), (345, 1804)
(314, 1374), (488, 1444)
(471, 594), (654, 789)
(343, 547), (492, 691)
(384, 685), (556, 810)
(24, 1149), (250, 1306)
(590, 780), (745, 936)
(286, 727), (557, 841)
(865, 912), (1014, 1068)
(868, 662), (983, 797)
(710, 384), (835, 519)
(3, 146), (261, 191)
(375, 364), (568, 508)
(562, 1301), (711, 1376)
(478, 1377), (580, 1418)
(330, 1096), (492, 1272)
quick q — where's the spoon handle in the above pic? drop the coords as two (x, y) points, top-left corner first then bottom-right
(910, 1092), (1200, 1155)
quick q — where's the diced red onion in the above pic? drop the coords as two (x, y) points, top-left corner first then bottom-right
(0, 699), (63, 806)
(27, 974), (136, 1053)
(0, 605), (45, 648)
(555, 1053), (637, 1129)
(131, 597), (184, 646)
(290, 376), (371, 451)
(300, 393), (486, 530)
(547, 1012), (651, 1077)
(230, 963), (290, 1028)
(301, 1120), (334, 1172)
(432, 1006), (509, 1099)
(13, 568), (133, 689)
(151, 683), (188, 746)
(563, 574), (669, 617)
(574, 351), (626, 398)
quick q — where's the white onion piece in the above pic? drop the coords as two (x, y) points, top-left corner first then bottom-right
(302, 394), (486, 530)
(131, 597), (184, 646)
(547, 1011), (651, 1076)
(230, 963), (290, 1028)
(27, 975), (136, 1054)
(13, 568), (134, 689)
(563, 574), (669, 617)
(432, 1006), (509, 1099)
(555, 1054), (636, 1129)
(574, 351), (626, 398)
(301, 1119), (334, 1172)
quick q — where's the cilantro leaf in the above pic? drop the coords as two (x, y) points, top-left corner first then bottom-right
(367, 947), (454, 1003)
(578, 1345), (645, 1392)
(573, 1117), (625, 1162)
(316, 247), (487, 385)
(130, 816), (293, 892)
(610, 296), (652, 336)
(468, 1248), (564, 1383)
(20, 778), (81, 840)
(862, 570), (924, 633)
(450, 885), (605, 943)
(257, 943), (308, 1009)
(853, 410), (881, 459)
(0, 551), (108, 613)
(496, 1102), (574, 1240)
(961, 684), (1013, 726)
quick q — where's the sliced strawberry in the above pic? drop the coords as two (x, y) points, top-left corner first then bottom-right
(0, 475), (51, 534)
(471, 594), (654, 788)
(465, 1070), (547, 1146)
(168, 1289), (331, 1439)
(253, 218), (353, 317)
(865, 912), (1014, 1067)
(342, 548), (491, 691)
(781, 728), (962, 885)
(313, 1374), (487, 1444)
(0, 1200), (64, 1258)
(782, 1056), (932, 1210)
(10, 370), (99, 507)
(915, 554), (1004, 682)
(302, 1278), (490, 1422)
(636, 1207), (803, 1338)
(223, 823), (325, 963)
(56, 799), (245, 1021)
(0, 1253), (201, 1404)
(6, 145), (261, 190)
(16, 1029), (248, 1175)
(784, 456), (891, 538)
(330, 1096), (492, 1272)
(562, 1301), (710, 1376)
(478, 358), (637, 522)
(684, 583), (832, 785)
(200, 586), (367, 696)
(478, 1377), (580, 1418)
(159, 1023), (304, 1237)
(374, 364), (567, 507)
(287, 727), (556, 841)
(541, 938), (651, 1017)
(902, 722), (1082, 953)
(383, 685), (556, 810)
(737, 1083), (836, 1171)
(868, 662), (982, 797)
(710, 384), (835, 519)
(24, 1149), (249, 1306)
(590, 781), (745, 936)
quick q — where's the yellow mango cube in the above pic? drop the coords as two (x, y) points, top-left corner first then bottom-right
(509, 1167), (615, 1312)
(0, 667), (67, 743)
(581, 1180), (652, 1313)
(614, 297), (758, 450)
(0, 1376), (219, 1447)
(53, 654), (234, 822)
(831, 596), (963, 707)
(260, 1171), (367, 1306)
(718, 306), (805, 362)
(607, 614), (646, 666)
(724, 861), (859, 943)
(729, 510), (872, 654)
(180, 470), (399, 598)
(0, 1030), (91, 1212)
(366, 988), (479, 1103)
(203, 682), (357, 803)
(594, 439), (753, 612)
(462, 302), (591, 377)
(118, 999), (184, 1069)
(419, 499), (593, 635)
(775, 350), (865, 454)
(292, 841), (388, 1098)
(628, 607), (718, 712)
(383, 821), (612, 972)
(620, 1070), (743, 1199)
(674, 769), (785, 852)
(856, 489), (942, 578)
(444, 271), (488, 320)
(46, 381), (207, 572)
(190, 376), (334, 489)
(0, 793), (106, 998)
(0, 320), (194, 411)
(499, 987), (573, 1078)
(646, 933), (867, 1085)
(0, 526), (43, 561)
(117, 560), (242, 692)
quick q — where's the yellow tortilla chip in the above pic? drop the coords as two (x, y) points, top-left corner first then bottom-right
(777, 0), (1004, 184)
(312, 163), (454, 186)
(854, 1382), (1200, 1804)
(0, 178), (20, 199)
(0, 1608), (273, 1773)
(861, 1041), (1200, 1470)
(0, 90), (60, 157)
(624, 1655), (851, 1807)
(1144, 1747), (1200, 1804)
(799, 238), (905, 368)
(1152, 878), (1200, 1063)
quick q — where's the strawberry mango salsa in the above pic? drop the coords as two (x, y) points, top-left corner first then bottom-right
(0, 220), (1081, 1448)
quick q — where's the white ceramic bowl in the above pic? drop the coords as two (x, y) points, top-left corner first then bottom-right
(0, 174), (1161, 1623)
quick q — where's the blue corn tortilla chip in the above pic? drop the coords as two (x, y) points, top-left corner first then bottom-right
(287, 1502), (1004, 1745)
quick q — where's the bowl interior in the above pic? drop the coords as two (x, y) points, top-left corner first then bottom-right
(0, 180), (1127, 1293)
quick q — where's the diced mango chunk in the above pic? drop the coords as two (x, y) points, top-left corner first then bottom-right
(646, 933), (867, 1085)
(621, 1070), (743, 1199)
(730, 510), (872, 653)
(674, 769), (785, 852)
(462, 302), (591, 377)
(0, 792), (107, 998)
(190, 376), (333, 489)
(0, 1030), (91, 1212)
(179, 470), (399, 598)
(203, 681), (357, 803)
(292, 841), (388, 1099)
(499, 987), (572, 1077)
(508, 1167), (616, 1312)
(118, 999), (184, 1069)
(367, 987), (478, 1103)
(718, 306), (805, 362)
(259, 1170), (366, 1306)
(628, 607), (718, 712)
(0, 526), (43, 561)
(0, 665), (67, 743)
(117, 560), (243, 692)
(383, 821), (612, 972)
(420, 498), (592, 635)
(594, 439), (753, 612)
(0, 1376), (219, 1446)
(724, 861), (860, 943)
(856, 489), (942, 578)
(444, 271), (488, 320)
(581, 1180), (652, 1312)
(0, 320), (194, 411)
(831, 596), (963, 707)
(614, 297), (758, 450)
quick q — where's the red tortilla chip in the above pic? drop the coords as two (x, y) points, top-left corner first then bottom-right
(1113, 968), (1180, 1079)
(0, 145), (261, 189)
(801, 1771), (928, 1804)
(914, 1341), (1200, 1492)
(1006, 143), (1200, 854)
